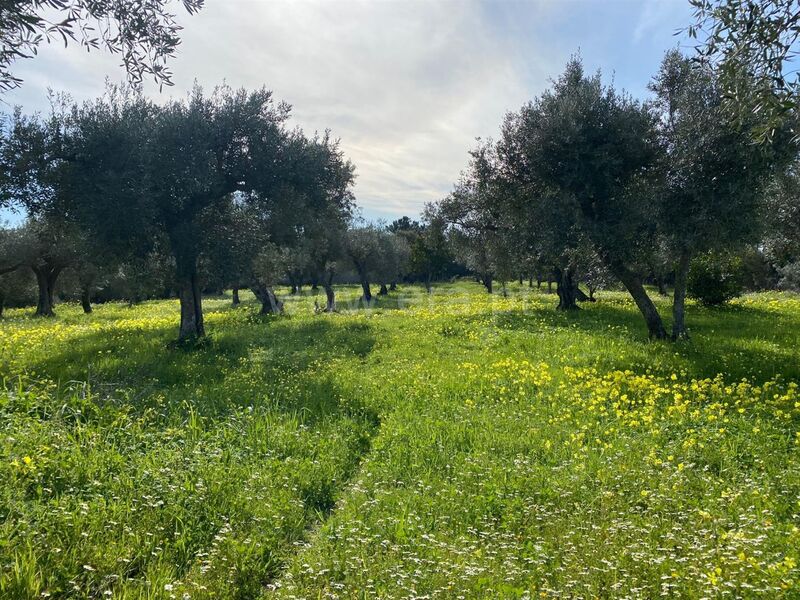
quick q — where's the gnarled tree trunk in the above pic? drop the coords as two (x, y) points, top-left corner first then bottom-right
(169, 223), (206, 340)
(32, 265), (61, 317)
(555, 266), (579, 311)
(356, 266), (372, 303)
(319, 267), (336, 312)
(253, 283), (283, 314)
(324, 283), (336, 312)
(378, 283), (389, 295)
(606, 258), (667, 339)
(232, 287), (240, 306)
(322, 266), (336, 312)
(482, 275), (493, 294)
(34, 270), (54, 317)
(178, 270), (205, 340)
(672, 250), (691, 340)
(81, 285), (92, 314)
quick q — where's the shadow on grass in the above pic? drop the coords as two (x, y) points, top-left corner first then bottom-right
(483, 298), (800, 383)
(22, 309), (378, 423)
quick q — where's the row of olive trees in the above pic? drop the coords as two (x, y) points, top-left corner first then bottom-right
(432, 50), (797, 340)
(0, 210), (428, 321)
(0, 85), (442, 337)
(0, 222), (178, 316)
(0, 85), (362, 340)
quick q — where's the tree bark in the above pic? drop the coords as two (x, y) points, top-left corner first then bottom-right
(253, 283), (283, 314)
(555, 267), (579, 311)
(378, 283), (389, 295)
(606, 259), (668, 339)
(178, 270), (205, 340)
(672, 250), (691, 340)
(360, 277), (372, 303)
(81, 285), (92, 314)
(389, 281), (397, 291)
(547, 279), (552, 293)
(0, 292), (5, 318)
(262, 287), (282, 314)
(38, 275), (53, 317)
(319, 268), (336, 312)
(232, 287), (240, 306)
(324, 283), (336, 312)
(483, 276), (493, 294)
(425, 273), (432, 293)
(32, 266), (60, 317)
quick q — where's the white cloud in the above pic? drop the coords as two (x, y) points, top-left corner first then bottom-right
(3, 0), (691, 220)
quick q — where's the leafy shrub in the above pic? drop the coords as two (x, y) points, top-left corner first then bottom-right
(687, 251), (744, 305)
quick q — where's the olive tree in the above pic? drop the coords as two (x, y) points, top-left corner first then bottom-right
(237, 130), (355, 313)
(762, 164), (800, 289)
(374, 231), (410, 295)
(70, 85), (290, 340)
(411, 210), (452, 292)
(499, 59), (668, 337)
(13, 217), (80, 316)
(346, 225), (383, 303)
(0, 266), (34, 317)
(436, 142), (516, 295)
(0, 224), (32, 315)
(650, 50), (789, 338)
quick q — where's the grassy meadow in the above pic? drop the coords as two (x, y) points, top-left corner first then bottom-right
(1, 282), (799, 598)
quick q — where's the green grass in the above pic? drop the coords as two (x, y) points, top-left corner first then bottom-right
(1, 283), (799, 598)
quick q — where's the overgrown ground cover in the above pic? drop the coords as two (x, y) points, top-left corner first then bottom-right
(1, 283), (799, 598)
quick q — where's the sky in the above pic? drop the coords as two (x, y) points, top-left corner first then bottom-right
(2, 0), (695, 223)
